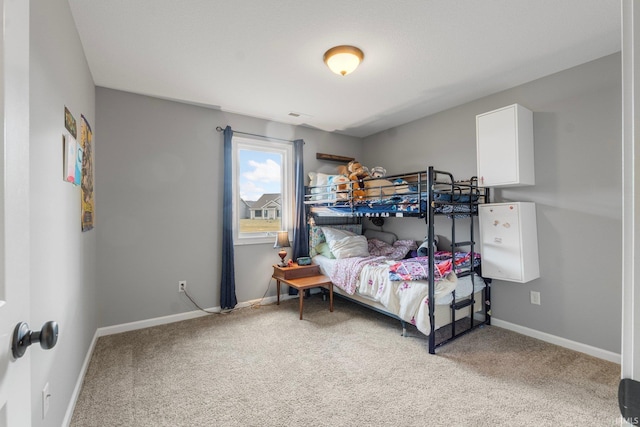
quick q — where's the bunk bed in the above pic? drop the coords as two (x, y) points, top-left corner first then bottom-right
(304, 166), (491, 353)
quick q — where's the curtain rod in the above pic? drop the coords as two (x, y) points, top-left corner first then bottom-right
(216, 126), (301, 144)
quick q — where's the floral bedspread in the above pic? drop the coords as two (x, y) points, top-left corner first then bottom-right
(328, 256), (388, 295)
(326, 254), (459, 336)
(356, 266), (458, 335)
(388, 252), (481, 281)
(388, 258), (453, 282)
(436, 251), (481, 272)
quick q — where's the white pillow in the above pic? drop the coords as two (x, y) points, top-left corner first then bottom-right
(321, 227), (356, 244)
(329, 235), (370, 259)
(309, 172), (336, 201)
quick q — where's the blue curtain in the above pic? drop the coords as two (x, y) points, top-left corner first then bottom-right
(291, 139), (308, 260)
(220, 126), (237, 309)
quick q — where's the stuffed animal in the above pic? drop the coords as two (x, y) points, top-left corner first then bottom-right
(364, 166), (394, 199)
(370, 166), (386, 178)
(417, 235), (440, 257)
(364, 177), (395, 199)
(332, 174), (351, 200)
(347, 160), (369, 200)
(347, 160), (369, 181)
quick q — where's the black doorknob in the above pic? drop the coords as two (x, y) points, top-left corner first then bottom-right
(11, 321), (59, 359)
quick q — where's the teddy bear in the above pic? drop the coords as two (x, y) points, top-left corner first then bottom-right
(346, 160), (369, 200)
(332, 174), (351, 200)
(364, 166), (395, 199)
(370, 166), (386, 178)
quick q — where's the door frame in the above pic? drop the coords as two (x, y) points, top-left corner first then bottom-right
(622, 1), (640, 424)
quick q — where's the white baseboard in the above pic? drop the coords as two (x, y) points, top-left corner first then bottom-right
(62, 328), (99, 427)
(64, 293), (294, 425)
(96, 293), (295, 337)
(67, 300), (620, 426)
(491, 318), (621, 364)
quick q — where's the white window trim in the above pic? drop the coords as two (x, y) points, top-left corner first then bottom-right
(232, 136), (293, 245)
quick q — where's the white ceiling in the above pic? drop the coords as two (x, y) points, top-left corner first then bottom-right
(67, 0), (621, 138)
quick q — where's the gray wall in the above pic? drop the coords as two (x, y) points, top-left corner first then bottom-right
(22, 4), (622, 423)
(362, 53), (622, 353)
(96, 53), (622, 355)
(95, 88), (362, 327)
(30, 0), (97, 426)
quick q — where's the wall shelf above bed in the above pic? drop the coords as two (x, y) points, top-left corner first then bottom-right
(316, 153), (355, 163)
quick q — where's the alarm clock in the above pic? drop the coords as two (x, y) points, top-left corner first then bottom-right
(297, 256), (312, 266)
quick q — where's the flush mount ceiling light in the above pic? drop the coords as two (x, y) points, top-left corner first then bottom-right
(323, 45), (364, 76)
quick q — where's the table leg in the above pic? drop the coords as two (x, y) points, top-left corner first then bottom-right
(329, 283), (333, 312)
(299, 291), (304, 320)
(276, 280), (281, 305)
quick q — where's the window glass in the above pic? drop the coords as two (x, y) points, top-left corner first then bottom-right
(232, 137), (292, 244)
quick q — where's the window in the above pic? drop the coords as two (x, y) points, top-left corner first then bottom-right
(232, 136), (293, 244)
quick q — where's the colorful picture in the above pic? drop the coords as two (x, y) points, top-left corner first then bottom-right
(64, 106), (77, 139)
(80, 115), (94, 231)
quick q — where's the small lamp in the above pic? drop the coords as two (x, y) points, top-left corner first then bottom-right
(323, 45), (364, 76)
(274, 231), (291, 267)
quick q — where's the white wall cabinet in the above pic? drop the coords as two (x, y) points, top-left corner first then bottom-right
(479, 202), (540, 283)
(476, 103), (535, 187)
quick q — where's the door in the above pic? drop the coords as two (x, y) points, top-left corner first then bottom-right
(0, 0), (31, 425)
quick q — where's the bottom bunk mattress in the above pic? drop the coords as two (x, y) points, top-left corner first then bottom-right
(313, 254), (486, 336)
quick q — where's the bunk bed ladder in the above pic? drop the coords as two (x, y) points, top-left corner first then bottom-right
(453, 174), (480, 341)
(427, 167), (492, 354)
(427, 166), (437, 354)
(450, 214), (458, 338)
(451, 211), (475, 339)
(482, 185), (492, 327)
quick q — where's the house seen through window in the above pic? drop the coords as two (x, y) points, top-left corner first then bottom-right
(233, 137), (292, 244)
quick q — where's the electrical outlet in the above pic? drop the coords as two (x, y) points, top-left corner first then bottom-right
(178, 280), (186, 293)
(530, 291), (541, 305)
(42, 382), (50, 419)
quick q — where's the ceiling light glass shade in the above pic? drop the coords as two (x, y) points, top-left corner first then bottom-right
(323, 45), (364, 76)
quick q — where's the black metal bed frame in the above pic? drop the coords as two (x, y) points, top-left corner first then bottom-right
(307, 166), (491, 354)
(426, 166), (491, 354)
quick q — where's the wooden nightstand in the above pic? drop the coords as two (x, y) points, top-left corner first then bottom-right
(272, 263), (333, 320)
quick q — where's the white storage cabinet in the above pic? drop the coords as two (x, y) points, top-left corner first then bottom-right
(479, 202), (540, 283)
(476, 103), (535, 187)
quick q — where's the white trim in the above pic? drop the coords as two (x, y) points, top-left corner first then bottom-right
(622, 0), (640, 385)
(63, 300), (229, 425)
(97, 305), (216, 337)
(96, 293), (296, 337)
(63, 293), (296, 425)
(232, 136), (294, 245)
(64, 304), (618, 424)
(492, 318), (621, 364)
(62, 329), (99, 427)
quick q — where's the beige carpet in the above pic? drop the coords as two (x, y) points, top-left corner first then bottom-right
(71, 295), (620, 427)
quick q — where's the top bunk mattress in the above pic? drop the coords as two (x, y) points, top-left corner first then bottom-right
(305, 169), (487, 218)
